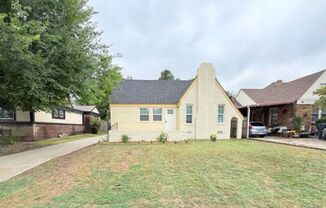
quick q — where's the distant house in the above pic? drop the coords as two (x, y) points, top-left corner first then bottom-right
(72, 105), (101, 132)
(109, 63), (244, 141)
(235, 70), (326, 131)
(0, 105), (100, 140)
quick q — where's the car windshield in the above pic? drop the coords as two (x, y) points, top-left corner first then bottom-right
(251, 122), (265, 126)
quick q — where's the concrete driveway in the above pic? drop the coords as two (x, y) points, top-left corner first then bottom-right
(0, 135), (106, 183)
(251, 136), (326, 151)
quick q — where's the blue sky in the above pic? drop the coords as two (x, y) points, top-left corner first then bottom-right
(88, 0), (326, 92)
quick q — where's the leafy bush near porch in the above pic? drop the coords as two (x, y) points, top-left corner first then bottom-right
(157, 132), (168, 143)
(210, 133), (217, 141)
(90, 118), (101, 134)
(292, 116), (303, 133)
(121, 134), (129, 143)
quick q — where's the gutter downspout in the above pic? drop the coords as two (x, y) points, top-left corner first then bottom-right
(247, 106), (250, 139)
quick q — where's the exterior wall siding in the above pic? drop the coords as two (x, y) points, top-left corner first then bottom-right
(34, 111), (83, 125)
(236, 90), (257, 106)
(177, 79), (198, 137)
(109, 130), (192, 142)
(110, 104), (176, 131)
(15, 110), (31, 122)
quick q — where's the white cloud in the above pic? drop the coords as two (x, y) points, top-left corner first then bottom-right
(88, 0), (326, 91)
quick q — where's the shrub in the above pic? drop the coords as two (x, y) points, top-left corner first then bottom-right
(121, 134), (129, 143)
(90, 118), (101, 134)
(210, 133), (217, 142)
(292, 116), (303, 133)
(157, 132), (168, 143)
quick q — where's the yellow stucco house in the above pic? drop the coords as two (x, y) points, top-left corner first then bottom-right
(109, 63), (244, 141)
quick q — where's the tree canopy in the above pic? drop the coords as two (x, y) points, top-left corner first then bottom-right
(159, 69), (175, 80)
(0, 0), (121, 117)
(314, 87), (326, 109)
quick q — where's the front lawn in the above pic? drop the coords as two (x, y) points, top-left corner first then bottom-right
(0, 140), (325, 207)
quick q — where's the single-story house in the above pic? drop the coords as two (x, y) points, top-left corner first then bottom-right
(109, 63), (244, 141)
(0, 105), (100, 140)
(235, 70), (326, 132)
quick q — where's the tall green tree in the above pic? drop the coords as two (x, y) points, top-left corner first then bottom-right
(159, 69), (175, 80)
(78, 56), (121, 119)
(0, 0), (121, 114)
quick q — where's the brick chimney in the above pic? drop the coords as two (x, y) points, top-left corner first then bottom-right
(195, 63), (217, 139)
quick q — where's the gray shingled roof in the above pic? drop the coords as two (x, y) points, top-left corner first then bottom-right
(111, 79), (193, 104)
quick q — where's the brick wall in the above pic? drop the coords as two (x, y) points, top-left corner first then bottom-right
(295, 104), (313, 131)
(277, 104), (295, 128)
(0, 123), (34, 140)
(250, 104), (295, 128)
(33, 124), (85, 140)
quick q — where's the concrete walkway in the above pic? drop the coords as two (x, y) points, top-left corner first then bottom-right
(0, 135), (106, 183)
(251, 136), (326, 151)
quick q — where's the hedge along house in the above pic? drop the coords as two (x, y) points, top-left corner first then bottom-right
(235, 70), (326, 132)
(109, 63), (244, 141)
(0, 105), (100, 140)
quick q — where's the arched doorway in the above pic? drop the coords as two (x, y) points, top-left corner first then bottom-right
(230, 117), (238, 138)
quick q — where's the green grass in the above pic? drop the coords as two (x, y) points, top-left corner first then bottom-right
(0, 140), (326, 207)
(36, 133), (102, 145)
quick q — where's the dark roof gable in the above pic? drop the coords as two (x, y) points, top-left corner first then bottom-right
(111, 79), (193, 104)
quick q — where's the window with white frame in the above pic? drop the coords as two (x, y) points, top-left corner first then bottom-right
(0, 107), (15, 120)
(140, 108), (149, 121)
(217, 105), (224, 124)
(186, 104), (193, 124)
(167, 109), (174, 114)
(52, 109), (65, 119)
(153, 108), (162, 121)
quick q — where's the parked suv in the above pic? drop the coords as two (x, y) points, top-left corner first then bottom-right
(249, 122), (268, 137)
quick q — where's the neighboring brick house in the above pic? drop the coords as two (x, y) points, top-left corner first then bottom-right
(235, 70), (326, 132)
(0, 105), (100, 140)
(109, 63), (244, 141)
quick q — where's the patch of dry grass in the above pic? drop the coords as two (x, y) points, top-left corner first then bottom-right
(0, 140), (326, 207)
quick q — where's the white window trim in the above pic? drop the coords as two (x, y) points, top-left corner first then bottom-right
(217, 104), (225, 124)
(152, 108), (162, 122)
(139, 107), (150, 122)
(186, 104), (193, 125)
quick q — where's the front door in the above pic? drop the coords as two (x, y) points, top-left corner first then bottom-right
(165, 109), (176, 131)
